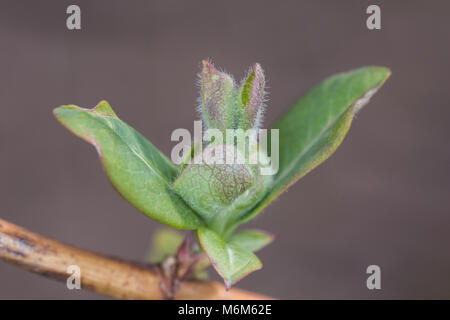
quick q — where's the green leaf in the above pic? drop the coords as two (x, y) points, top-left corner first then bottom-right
(239, 66), (391, 223)
(148, 228), (184, 263)
(197, 226), (262, 289)
(53, 101), (201, 229)
(228, 229), (275, 252)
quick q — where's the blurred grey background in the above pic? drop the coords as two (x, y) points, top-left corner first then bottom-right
(0, 0), (449, 299)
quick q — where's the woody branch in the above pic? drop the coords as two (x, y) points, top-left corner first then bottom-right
(0, 218), (270, 300)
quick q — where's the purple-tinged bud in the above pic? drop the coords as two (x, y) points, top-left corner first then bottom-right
(200, 60), (235, 132)
(237, 63), (266, 130)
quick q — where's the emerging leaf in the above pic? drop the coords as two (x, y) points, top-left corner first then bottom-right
(236, 63), (266, 130)
(197, 226), (262, 289)
(53, 101), (202, 229)
(200, 60), (235, 133)
(173, 145), (255, 223)
(173, 143), (272, 234)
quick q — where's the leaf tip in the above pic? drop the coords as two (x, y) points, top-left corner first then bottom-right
(52, 105), (80, 126)
(201, 59), (213, 72)
(354, 66), (391, 113)
(381, 66), (391, 84)
(92, 100), (118, 118)
(369, 65), (391, 87)
(267, 232), (278, 243)
(201, 59), (232, 81)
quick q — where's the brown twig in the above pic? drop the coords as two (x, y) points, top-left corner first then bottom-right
(0, 218), (270, 300)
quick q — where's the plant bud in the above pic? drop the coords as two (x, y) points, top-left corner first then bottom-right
(173, 61), (273, 235)
(200, 60), (235, 133)
(237, 63), (266, 130)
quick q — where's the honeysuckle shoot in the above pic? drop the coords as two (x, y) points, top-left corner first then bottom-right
(53, 60), (390, 288)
